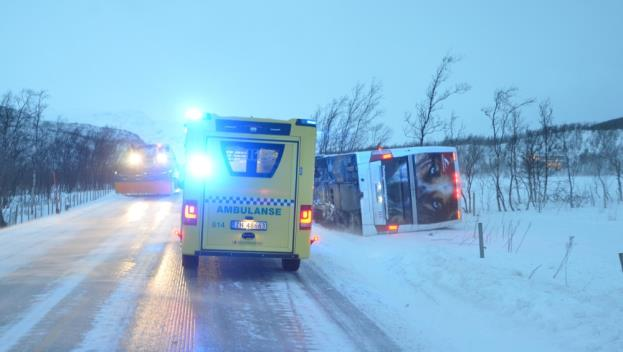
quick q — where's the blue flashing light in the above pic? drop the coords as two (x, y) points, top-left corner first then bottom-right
(185, 108), (204, 121)
(186, 153), (215, 179)
(295, 119), (317, 127)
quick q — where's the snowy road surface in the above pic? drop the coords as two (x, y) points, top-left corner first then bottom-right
(0, 195), (397, 352)
(1, 194), (622, 352)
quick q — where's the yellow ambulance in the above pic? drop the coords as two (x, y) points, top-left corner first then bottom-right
(179, 114), (316, 271)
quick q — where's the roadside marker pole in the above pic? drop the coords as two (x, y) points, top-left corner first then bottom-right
(619, 253), (623, 272)
(478, 222), (485, 258)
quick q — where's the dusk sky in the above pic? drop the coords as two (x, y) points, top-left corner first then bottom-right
(1, 0), (622, 148)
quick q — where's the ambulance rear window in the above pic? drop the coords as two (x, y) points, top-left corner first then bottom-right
(222, 142), (284, 178)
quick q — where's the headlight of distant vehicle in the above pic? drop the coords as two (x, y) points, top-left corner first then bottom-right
(127, 152), (143, 166)
(156, 152), (168, 164)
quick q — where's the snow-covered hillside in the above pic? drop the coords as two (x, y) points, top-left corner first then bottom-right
(59, 110), (186, 158)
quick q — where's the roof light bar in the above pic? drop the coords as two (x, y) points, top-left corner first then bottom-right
(295, 119), (317, 127)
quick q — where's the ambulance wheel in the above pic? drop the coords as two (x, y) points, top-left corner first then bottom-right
(182, 254), (198, 269)
(282, 258), (301, 272)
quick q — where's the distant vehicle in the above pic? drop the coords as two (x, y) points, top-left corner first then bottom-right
(314, 146), (461, 235)
(180, 114), (316, 271)
(114, 144), (179, 196)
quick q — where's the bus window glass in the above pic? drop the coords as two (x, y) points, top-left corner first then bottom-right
(383, 156), (413, 224)
(414, 152), (458, 224)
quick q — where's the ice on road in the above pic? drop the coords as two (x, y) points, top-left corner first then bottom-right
(0, 195), (395, 352)
(2, 194), (620, 352)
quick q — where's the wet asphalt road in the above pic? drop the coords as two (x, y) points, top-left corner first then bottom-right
(0, 195), (398, 352)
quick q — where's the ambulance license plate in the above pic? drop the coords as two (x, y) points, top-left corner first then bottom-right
(230, 220), (268, 231)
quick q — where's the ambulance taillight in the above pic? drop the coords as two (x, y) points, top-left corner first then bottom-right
(182, 200), (198, 225)
(300, 205), (312, 230)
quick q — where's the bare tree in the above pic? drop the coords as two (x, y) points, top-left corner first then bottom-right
(29, 90), (48, 214)
(315, 97), (346, 154)
(591, 130), (613, 208)
(483, 89), (511, 212)
(538, 99), (555, 205)
(522, 129), (543, 211)
(338, 81), (384, 152)
(405, 55), (470, 146)
(370, 123), (392, 148)
(445, 111), (465, 141)
(605, 130), (623, 202)
(506, 109), (524, 210)
(559, 127), (583, 208)
(457, 141), (483, 213)
(314, 80), (390, 154)
(0, 91), (39, 226)
(483, 88), (533, 212)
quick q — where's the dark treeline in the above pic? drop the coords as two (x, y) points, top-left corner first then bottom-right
(0, 89), (143, 227)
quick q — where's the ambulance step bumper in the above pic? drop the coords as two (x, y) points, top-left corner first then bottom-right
(195, 250), (299, 259)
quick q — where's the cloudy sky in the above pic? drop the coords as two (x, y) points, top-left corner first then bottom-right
(1, 0), (622, 149)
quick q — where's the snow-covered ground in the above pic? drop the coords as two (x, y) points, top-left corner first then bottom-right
(309, 204), (623, 351)
(1, 189), (113, 227)
(1, 182), (622, 351)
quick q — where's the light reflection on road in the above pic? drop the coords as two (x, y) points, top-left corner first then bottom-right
(125, 201), (149, 222)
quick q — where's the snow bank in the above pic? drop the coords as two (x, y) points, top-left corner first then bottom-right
(309, 205), (623, 351)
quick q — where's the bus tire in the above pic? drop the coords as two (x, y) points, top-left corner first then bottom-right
(282, 258), (300, 272)
(182, 254), (199, 269)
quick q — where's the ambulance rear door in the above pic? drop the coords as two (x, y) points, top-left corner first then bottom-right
(202, 137), (299, 253)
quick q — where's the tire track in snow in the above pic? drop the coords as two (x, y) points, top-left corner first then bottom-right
(122, 242), (197, 352)
(124, 252), (358, 351)
(74, 201), (176, 351)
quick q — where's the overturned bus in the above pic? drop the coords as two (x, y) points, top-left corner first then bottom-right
(314, 146), (461, 235)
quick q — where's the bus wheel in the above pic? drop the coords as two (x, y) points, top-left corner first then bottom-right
(282, 258), (300, 272)
(182, 254), (198, 269)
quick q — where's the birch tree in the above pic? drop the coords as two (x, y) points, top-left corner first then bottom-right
(405, 55), (470, 146)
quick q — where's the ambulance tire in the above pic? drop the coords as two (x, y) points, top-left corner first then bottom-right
(282, 258), (301, 272)
(182, 254), (199, 269)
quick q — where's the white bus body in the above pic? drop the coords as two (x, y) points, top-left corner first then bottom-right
(314, 146), (461, 236)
